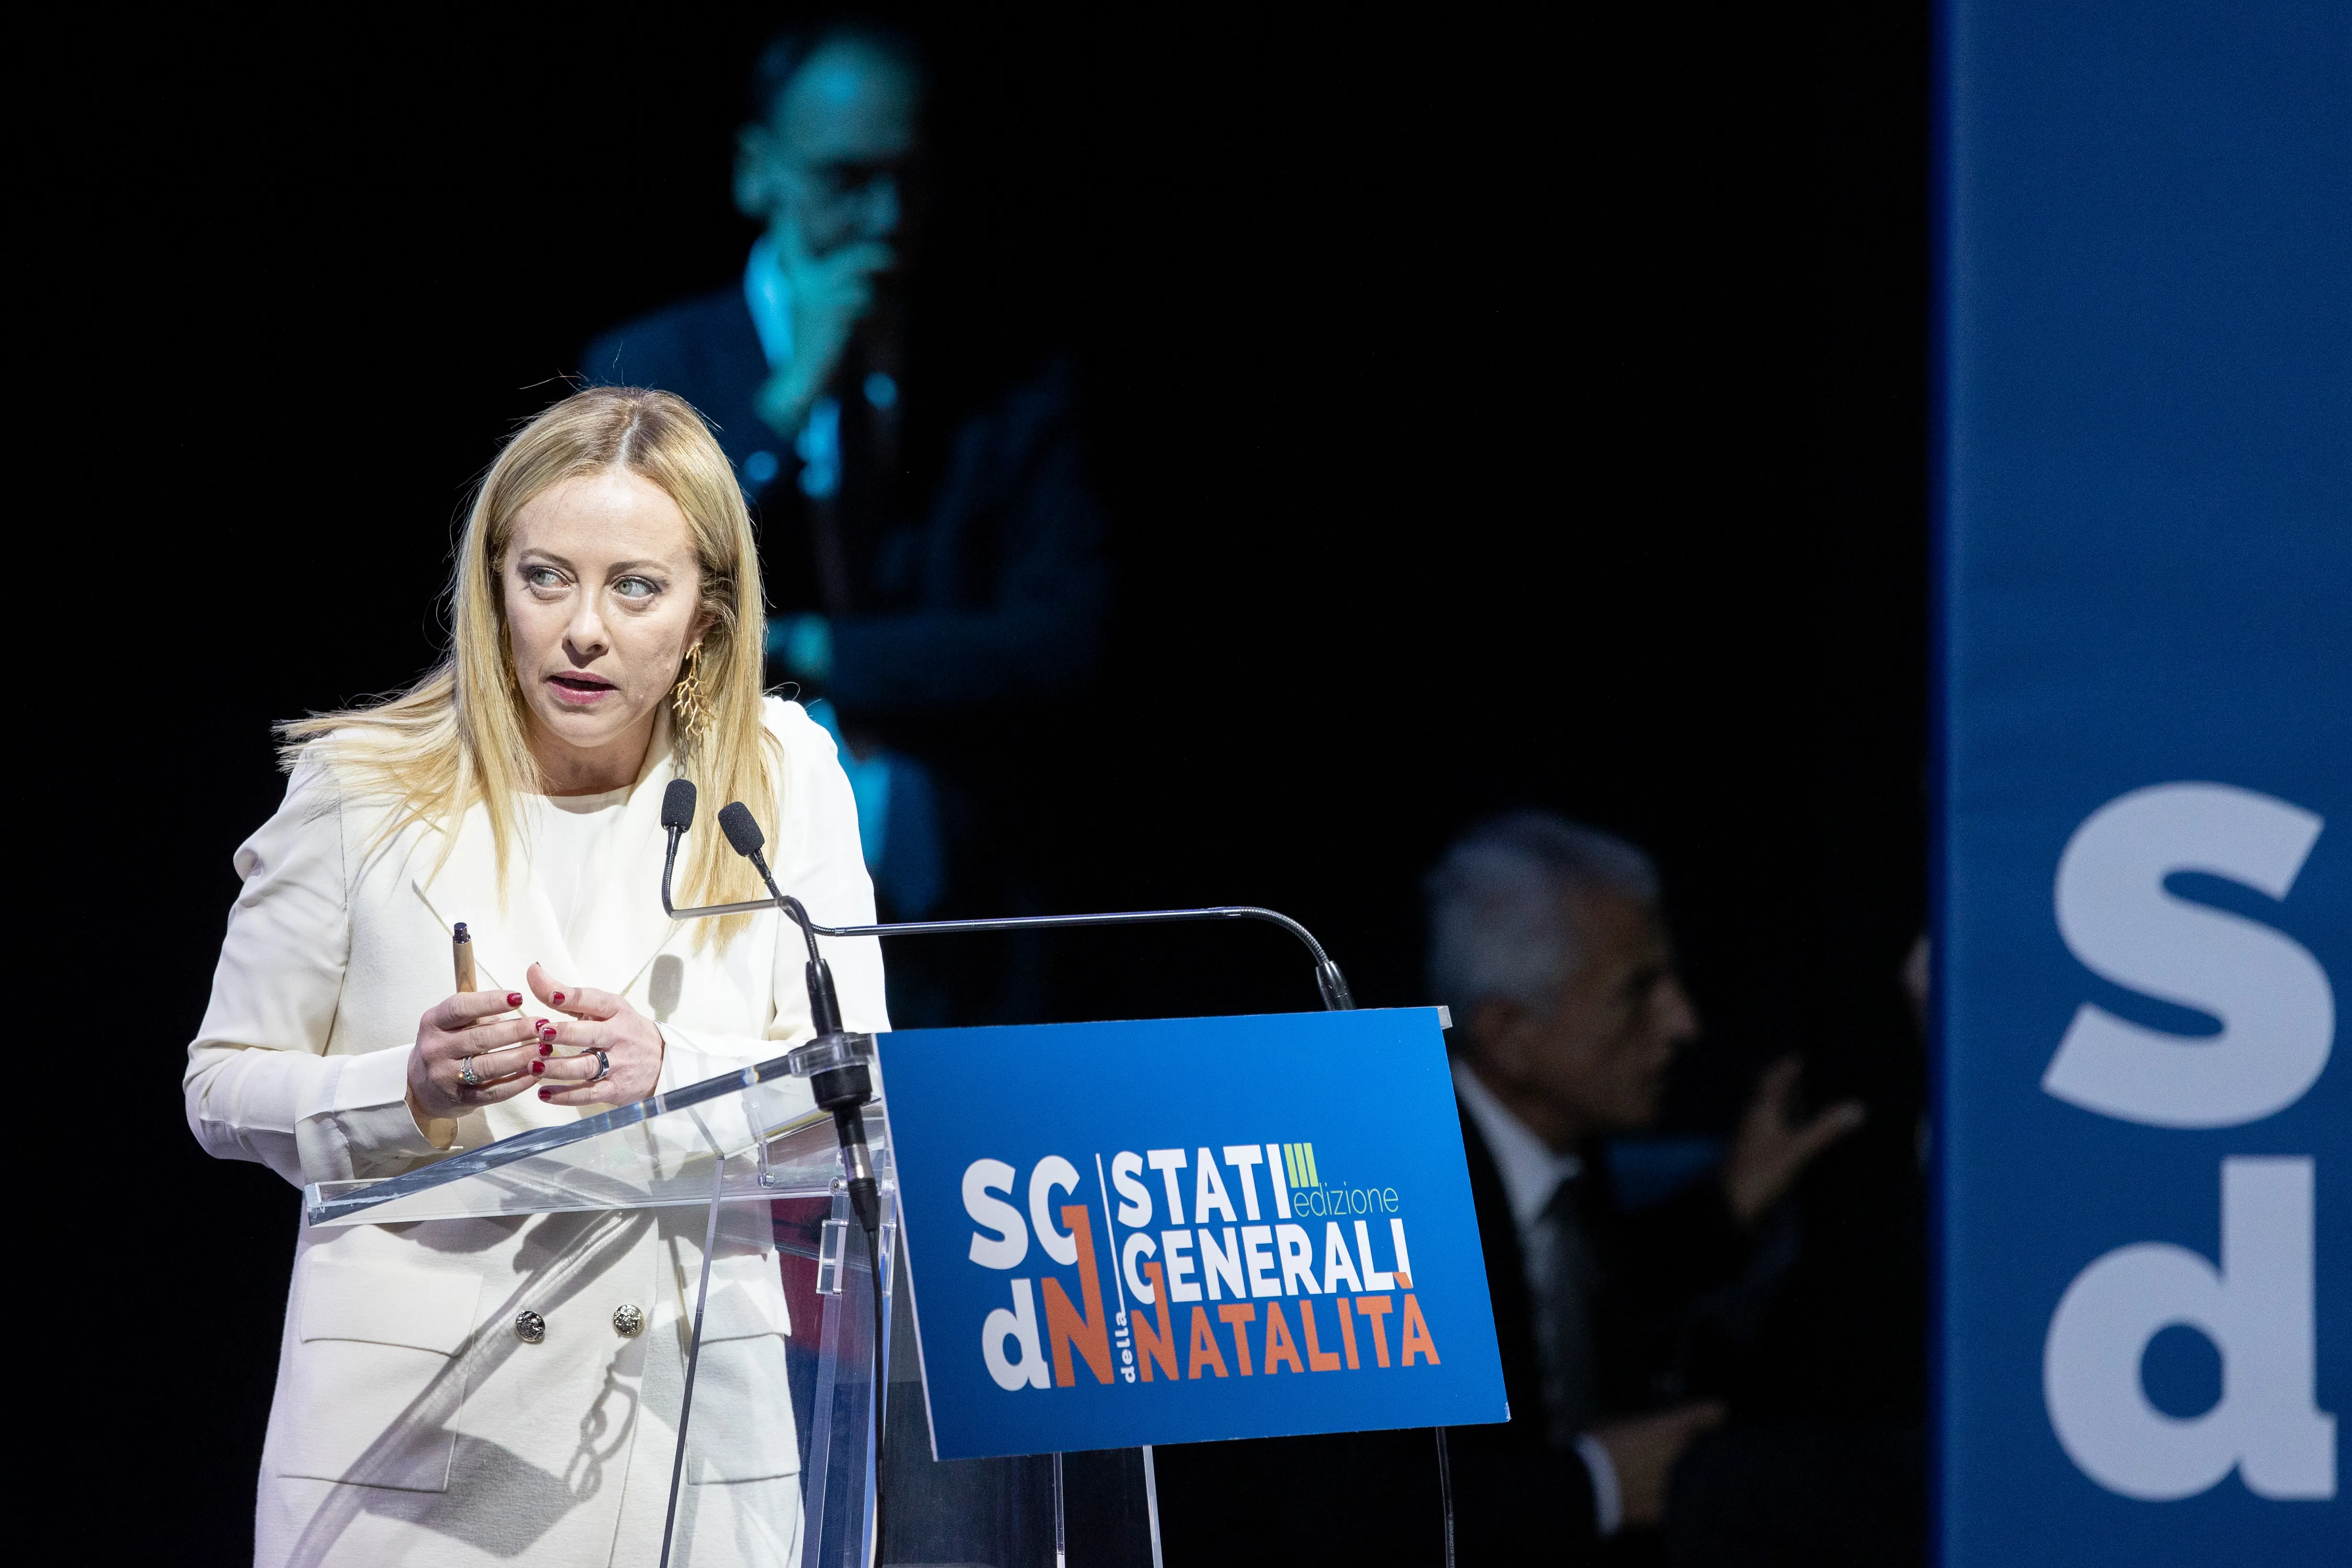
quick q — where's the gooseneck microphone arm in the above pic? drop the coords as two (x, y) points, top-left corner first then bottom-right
(807, 905), (1357, 1010)
(659, 785), (1358, 1011)
(708, 802), (867, 1196)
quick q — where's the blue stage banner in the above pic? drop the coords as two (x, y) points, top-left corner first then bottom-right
(1937, 2), (2348, 1563)
(876, 1008), (1509, 1460)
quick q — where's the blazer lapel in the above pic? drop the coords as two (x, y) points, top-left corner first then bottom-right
(411, 798), (578, 999)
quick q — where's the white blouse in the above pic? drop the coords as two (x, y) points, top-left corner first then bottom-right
(524, 786), (633, 949)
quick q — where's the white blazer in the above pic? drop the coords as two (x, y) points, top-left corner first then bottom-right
(185, 698), (888, 1568)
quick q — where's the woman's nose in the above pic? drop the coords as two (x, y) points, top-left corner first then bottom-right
(563, 603), (610, 659)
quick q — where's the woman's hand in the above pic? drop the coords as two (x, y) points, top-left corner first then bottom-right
(524, 961), (666, 1107)
(407, 988), (543, 1123)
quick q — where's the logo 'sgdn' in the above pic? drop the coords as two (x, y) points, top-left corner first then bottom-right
(961, 1139), (1442, 1392)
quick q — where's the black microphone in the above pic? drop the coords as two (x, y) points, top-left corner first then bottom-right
(714, 798), (762, 856)
(658, 781), (698, 929)
(716, 803), (847, 1036)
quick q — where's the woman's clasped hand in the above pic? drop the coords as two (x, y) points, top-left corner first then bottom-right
(407, 959), (665, 1121)
(521, 961), (666, 1106)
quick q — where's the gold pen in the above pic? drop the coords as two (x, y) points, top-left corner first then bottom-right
(415, 921), (475, 1152)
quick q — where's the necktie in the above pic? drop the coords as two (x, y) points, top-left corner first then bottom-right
(1527, 1168), (1603, 1446)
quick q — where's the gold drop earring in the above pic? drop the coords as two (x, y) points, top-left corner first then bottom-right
(671, 641), (712, 754)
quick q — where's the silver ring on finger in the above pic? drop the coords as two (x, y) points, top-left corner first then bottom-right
(459, 1055), (482, 1086)
(590, 1049), (611, 1083)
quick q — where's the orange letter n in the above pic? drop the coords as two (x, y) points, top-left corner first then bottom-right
(1134, 1262), (1179, 1382)
(1040, 1205), (1114, 1386)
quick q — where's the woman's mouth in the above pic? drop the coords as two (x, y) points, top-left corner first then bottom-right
(547, 672), (619, 706)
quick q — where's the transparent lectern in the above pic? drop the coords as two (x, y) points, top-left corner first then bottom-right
(305, 1039), (1163, 1568)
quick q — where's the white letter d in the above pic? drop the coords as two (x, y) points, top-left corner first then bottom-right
(2044, 1157), (2335, 1500)
(983, 1278), (1050, 1391)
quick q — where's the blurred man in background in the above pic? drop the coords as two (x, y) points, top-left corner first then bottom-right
(1426, 812), (1866, 1559)
(1169, 812), (1872, 1564)
(584, 23), (1106, 1018)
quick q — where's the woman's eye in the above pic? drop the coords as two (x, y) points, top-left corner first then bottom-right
(613, 576), (658, 600)
(524, 566), (564, 590)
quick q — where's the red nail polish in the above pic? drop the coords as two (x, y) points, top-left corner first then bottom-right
(533, 1018), (548, 1029)
(552, 992), (565, 1004)
(538, 1088), (551, 1100)
(507, 993), (522, 1006)
(530, 1060), (544, 1075)
(539, 1042), (553, 1057)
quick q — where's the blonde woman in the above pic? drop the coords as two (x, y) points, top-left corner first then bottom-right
(185, 386), (886, 1567)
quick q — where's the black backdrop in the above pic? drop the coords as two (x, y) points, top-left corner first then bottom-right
(28, 4), (1926, 1561)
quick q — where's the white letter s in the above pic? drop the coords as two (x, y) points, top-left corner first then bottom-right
(1112, 1150), (1153, 1228)
(2043, 782), (2332, 1128)
(964, 1158), (1027, 1270)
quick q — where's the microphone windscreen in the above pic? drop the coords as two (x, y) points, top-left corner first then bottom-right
(661, 778), (697, 830)
(716, 801), (766, 858)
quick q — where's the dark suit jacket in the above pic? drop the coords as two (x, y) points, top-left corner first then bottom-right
(580, 287), (1107, 725)
(1445, 1098), (1753, 1561)
(1159, 1094), (1753, 1567)
(1444, 1104), (1604, 1561)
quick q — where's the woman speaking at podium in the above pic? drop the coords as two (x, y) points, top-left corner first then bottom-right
(183, 387), (888, 1567)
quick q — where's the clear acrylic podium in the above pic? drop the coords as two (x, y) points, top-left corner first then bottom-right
(304, 1040), (1163, 1568)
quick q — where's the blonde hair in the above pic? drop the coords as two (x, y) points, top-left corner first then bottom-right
(282, 386), (778, 947)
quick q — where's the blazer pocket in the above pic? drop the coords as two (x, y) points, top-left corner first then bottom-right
(687, 1271), (801, 1485)
(276, 1258), (481, 1492)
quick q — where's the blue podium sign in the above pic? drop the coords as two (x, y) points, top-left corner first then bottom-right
(876, 1008), (1509, 1460)
(1938, 1), (2348, 1562)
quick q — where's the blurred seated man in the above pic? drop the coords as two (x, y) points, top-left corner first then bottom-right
(582, 23), (1105, 973)
(1427, 812), (1865, 1557)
